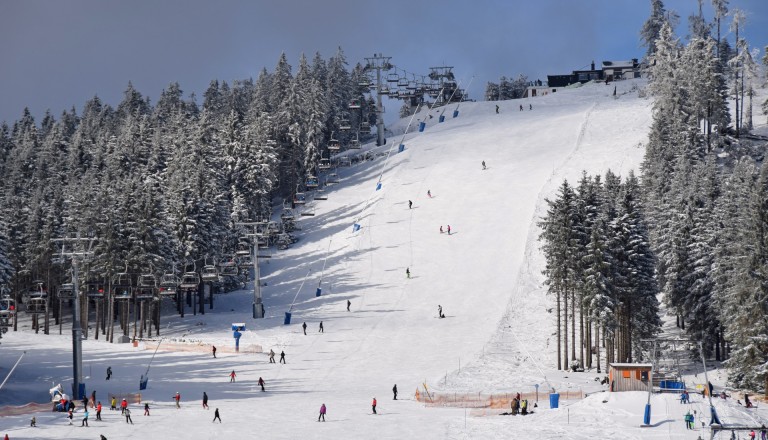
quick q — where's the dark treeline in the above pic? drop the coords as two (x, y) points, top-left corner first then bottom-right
(0, 48), (375, 290)
(540, 0), (768, 391)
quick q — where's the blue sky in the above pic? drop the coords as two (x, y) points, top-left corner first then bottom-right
(0, 0), (766, 125)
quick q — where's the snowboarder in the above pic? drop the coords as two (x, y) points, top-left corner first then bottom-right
(393, 384), (398, 400)
(203, 392), (209, 409)
(258, 377), (265, 392)
(482, 161), (486, 170)
(96, 401), (102, 420)
(120, 398), (128, 414)
(318, 403), (326, 422)
(29, 416), (35, 427)
(438, 305), (444, 319)
(406, 268), (410, 278)
(173, 392), (181, 408)
(280, 350), (286, 364)
(229, 370), (236, 382)
(347, 300), (351, 312)
(106, 366), (112, 381)
(427, 190), (432, 198)
(447, 225), (451, 235)
(81, 409), (89, 427)
(319, 321), (324, 333)
(408, 200), (412, 209)
(372, 397), (377, 414)
(212, 345), (217, 358)
(302, 322), (307, 335)
(269, 349), (276, 363)
(213, 408), (221, 423)
(495, 104), (499, 114)
(124, 408), (133, 424)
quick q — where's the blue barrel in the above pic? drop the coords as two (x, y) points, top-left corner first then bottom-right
(352, 223), (361, 232)
(549, 393), (559, 409)
(398, 144), (405, 153)
(315, 287), (322, 297)
(376, 182), (382, 191)
(439, 115), (445, 123)
(284, 311), (292, 325)
(418, 121), (426, 132)
(643, 403), (651, 425)
(453, 110), (459, 118)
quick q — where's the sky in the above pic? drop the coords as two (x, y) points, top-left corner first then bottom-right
(0, 0), (766, 126)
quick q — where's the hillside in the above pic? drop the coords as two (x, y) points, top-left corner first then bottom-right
(2, 79), (766, 439)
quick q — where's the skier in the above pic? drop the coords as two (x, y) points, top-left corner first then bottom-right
(447, 225), (451, 235)
(372, 397), (377, 414)
(96, 401), (102, 421)
(91, 390), (96, 408)
(319, 321), (324, 333)
(393, 384), (398, 400)
(406, 268), (410, 278)
(438, 305), (444, 319)
(519, 104), (523, 111)
(213, 408), (221, 423)
(495, 104), (499, 114)
(144, 403), (150, 416)
(203, 392), (209, 409)
(212, 345), (217, 358)
(173, 392), (181, 408)
(124, 408), (133, 424)
(521, 399), (528, 415)
(482, 160), (486, 170)
(258, 377), (265, 392)
(302, 322), (307, 335)
(427, 190), (432, 198)
(440, 226), (443, 233)
(408, 200), (412, 209)
(269, 349), (276, 363)
(120, 398), (128, 414)
(529, 104), (532, 110)
(106, 366), (112, 381)
(280, 350), (286, 364)
(110, 397), (116, 411)
(29, 416), (36, 427)
(318, 403), (326, 422)
(749, 430), (755, 440)
(229, 370), (237, 383)
(684, 411), (693, 429)
(347, 300), (351, 312)
(81, 408), (89, 427)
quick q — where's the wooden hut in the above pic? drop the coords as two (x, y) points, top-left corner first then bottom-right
(608, 363), (652, 392)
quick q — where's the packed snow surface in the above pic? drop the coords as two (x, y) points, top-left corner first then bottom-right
(2, 79), (767, 439)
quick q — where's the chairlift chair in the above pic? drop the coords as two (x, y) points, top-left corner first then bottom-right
(201, 265), (219, 282)
(179, 272), (200, 289)
(238, 254), (254, 267)
(319, 159), (331, 170)
(135, 286), (156, 301)
(111, 271), (133, 299)
(327, 173), (340, 184)
(378, 85), (390, 95)
(339, 119), (351, 131)
(359, 123), (371, 134)
(387, 73), (399, 83)
(301, 203), (316, 217)
(328, 138), (341, 151)
(281, 208), (295, 221)
(138, 274), (157, 288)
(158, 273), (179, 296)
(306, 176), (319, 189)
(294, 192), (307, 205)
(358, 78), (372, 88)
(26, 297), (46, 314)
(0, 297), (17, 318)
(219, 261), (239, 277)
(57, 283), (75, 300)
(348, 99), (361, 109)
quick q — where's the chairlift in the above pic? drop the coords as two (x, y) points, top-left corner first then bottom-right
(387, 73), (399, 83)
(27, 280), (47, 301)
(158, 273), (179, 296)
(281, 208), (295, 221)
(378, 85), (390, 95)
(348, 137), (361, 149)
(112, 271), (133, 299)
(301, 203), (316, 217)
(339, 119), (351, 131)
(294, 192), (307, 205)
(319, 158), (331, 170)
(360, 122), (371, 134)
(314, 189), (328, 201)
(348, 99), (361, 109)
(328, 139), (340, 151)
(58, 283), (75, 300)
(138, 273), (157, 288)
(219, 261), (239, 277)
(306, 176), (319, 189)
(339, 156), (352, 167)
(0, 297), (17, 318)
(238, 254), (254, 268)
(358, 78), (372, 88)
(406, 81), (417, 90)
(397, 77), (409, 88)
(135, 286), (156, 301)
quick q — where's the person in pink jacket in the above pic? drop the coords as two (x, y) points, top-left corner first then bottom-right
(318, 403), (326, 422)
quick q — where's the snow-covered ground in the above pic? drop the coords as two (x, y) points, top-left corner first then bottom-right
(2, 79), (767, 439)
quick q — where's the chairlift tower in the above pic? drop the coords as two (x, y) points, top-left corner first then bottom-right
(52, 234), (96, 400)
(236, 222), (264, 319)
(363, 53), (392, 147)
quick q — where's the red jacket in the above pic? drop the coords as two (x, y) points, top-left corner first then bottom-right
(372, 398), (377, 406)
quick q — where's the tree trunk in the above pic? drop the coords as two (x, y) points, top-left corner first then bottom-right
(557, 290), (562, 370)
(564, 286), (569, 369)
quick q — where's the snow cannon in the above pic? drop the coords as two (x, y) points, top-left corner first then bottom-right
(418, 121), (426, 132)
